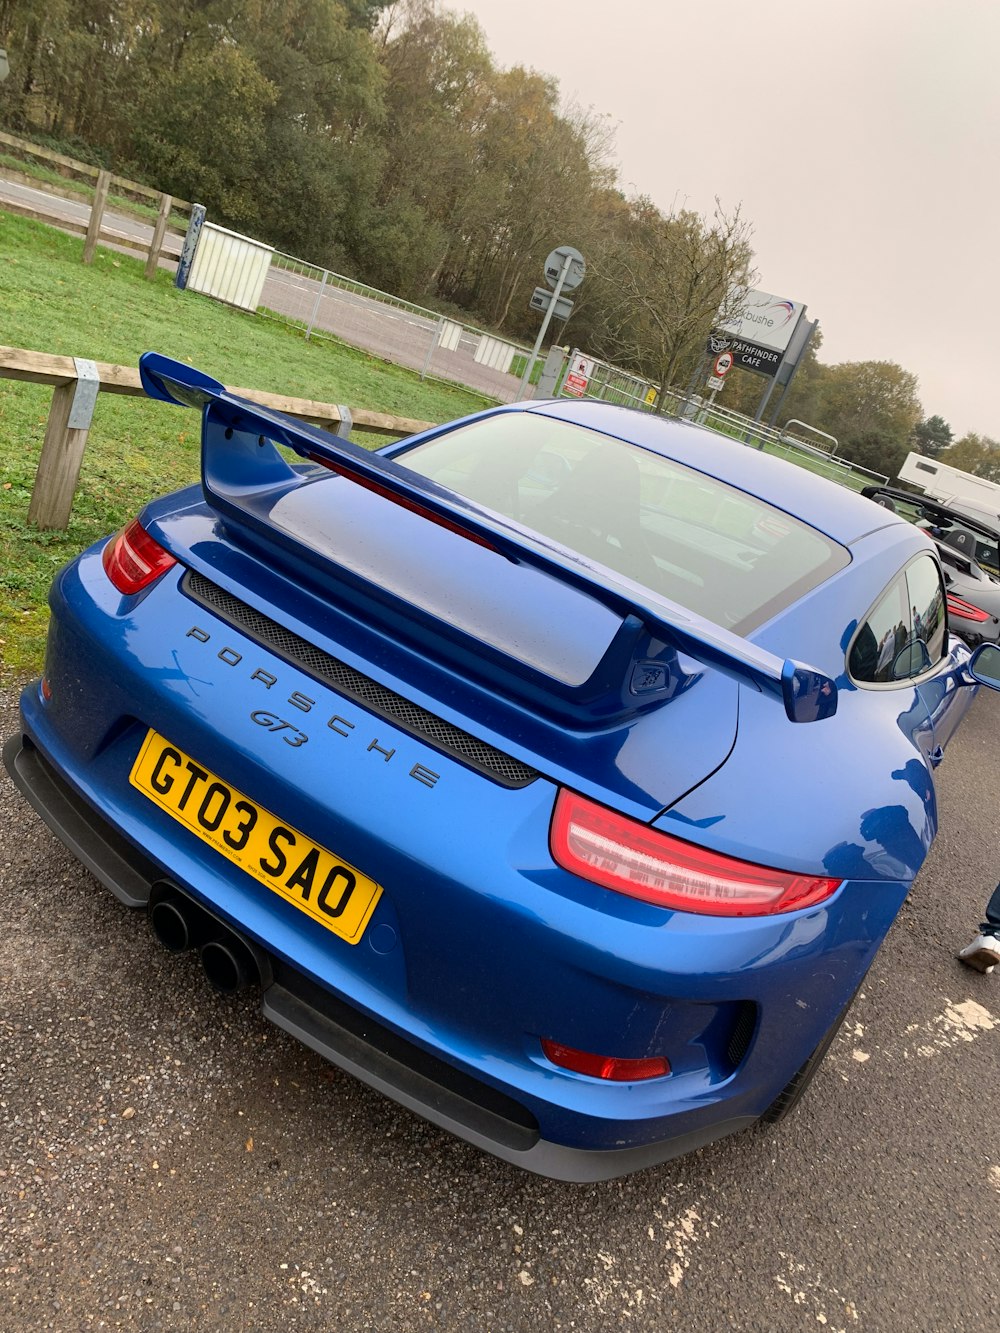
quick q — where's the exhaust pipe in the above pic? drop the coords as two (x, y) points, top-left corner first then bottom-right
(149, 884), (263, 993)
(149, 895), (198, 953)
(200, 935), (260, 994)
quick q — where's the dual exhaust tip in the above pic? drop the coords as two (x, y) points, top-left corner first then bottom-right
(148, 888), (261, 994)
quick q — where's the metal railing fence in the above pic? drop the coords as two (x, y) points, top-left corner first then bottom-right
(561, 352), (887, 492)
(260, 252), (538, 405)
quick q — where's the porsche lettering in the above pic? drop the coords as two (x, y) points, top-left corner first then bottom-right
(185, 626), (441, 787)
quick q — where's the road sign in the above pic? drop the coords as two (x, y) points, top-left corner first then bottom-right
(563, 372), (589, 397)
(713, 351), (734, 377)
(543, 246), (586, 292)
(569, 353), (595, 378)
(530, 286), (574, 321)
(517, 246), (586, 402)
(707, 375), (726, 391)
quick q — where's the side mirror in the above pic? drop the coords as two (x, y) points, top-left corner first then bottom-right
(893, 639), (931, 679)
(968, 642), (1000, 689)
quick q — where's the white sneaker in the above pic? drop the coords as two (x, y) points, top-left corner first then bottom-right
(957, 932), (1000, 973)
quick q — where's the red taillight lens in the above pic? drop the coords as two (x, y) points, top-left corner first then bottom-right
(947, 594), (990, 623)
(102, 520), (176, 594)
(541, 1039), (669, 1082)
(550, 789), (842, 917)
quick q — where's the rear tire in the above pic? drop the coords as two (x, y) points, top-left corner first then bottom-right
(760, 983), (862, 1123)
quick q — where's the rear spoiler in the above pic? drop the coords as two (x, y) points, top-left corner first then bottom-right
(140, 352), (837, 723)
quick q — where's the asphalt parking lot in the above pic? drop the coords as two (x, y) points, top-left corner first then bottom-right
(1, 682), (998, 1332)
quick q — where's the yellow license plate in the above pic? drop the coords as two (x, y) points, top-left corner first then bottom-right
(130, 729), (382, 944)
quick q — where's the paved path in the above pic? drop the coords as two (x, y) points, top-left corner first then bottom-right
(1, 679), (998, 1331)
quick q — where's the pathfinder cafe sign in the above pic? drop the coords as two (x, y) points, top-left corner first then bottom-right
(706, 330), (782, 378)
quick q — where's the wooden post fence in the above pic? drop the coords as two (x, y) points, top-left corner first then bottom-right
(82, 169), (111, 264)
(145, 193), (173, 280)
(1, 346), (436, 532)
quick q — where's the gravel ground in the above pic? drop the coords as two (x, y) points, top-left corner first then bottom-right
(2, 682), (999, 1332)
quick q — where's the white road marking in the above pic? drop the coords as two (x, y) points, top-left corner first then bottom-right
(903, 997), (997, 1059)
(665, 1206), (707, 1289)
(581, 1198), (718, 1314)
(774, 1251), (860, 1329)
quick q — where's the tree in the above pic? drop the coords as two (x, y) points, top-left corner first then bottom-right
(911, 414), (953, 459)
(814, 361), (922, 477)
(356, 0), (492, 295)
(939, 433), (1000, 483)
(130, 42), (278, 233)
(435, 64), (610, 328)
(587, 197), (755, 411)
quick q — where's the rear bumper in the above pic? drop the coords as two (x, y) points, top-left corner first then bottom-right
(3, 728), (754, 1182)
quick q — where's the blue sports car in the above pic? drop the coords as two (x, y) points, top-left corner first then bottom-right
(6, 354), (1000, 1181)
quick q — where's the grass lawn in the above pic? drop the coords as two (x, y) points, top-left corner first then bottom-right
(0, 211), (494, 681)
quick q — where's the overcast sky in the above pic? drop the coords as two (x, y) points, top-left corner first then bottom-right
(456, 0), (998, 440)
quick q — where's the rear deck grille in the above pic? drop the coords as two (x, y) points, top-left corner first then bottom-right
(182, 570), (539, 788)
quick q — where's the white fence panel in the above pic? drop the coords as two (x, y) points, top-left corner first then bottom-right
(188, 224), (274, 311)
(473, 336), (516, 372)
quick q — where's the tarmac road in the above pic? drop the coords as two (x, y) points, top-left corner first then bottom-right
(2, 677), (999, 1333)
(0, 176), (184, 257)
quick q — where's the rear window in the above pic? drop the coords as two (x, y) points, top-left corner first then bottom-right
(397, 413), (847, 632)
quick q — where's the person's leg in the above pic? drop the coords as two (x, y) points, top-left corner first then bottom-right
(980, 882), (1000, 937)
(959, 882), (1000, 972)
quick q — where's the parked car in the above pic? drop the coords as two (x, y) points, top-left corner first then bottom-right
(862, 484), (1000, 646)
(6, 354), (1000, 1182)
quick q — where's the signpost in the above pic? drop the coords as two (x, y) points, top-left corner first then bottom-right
(530, 286), (574, 322)
(516, 245), (586, 402)
(543, 246), (586, 292)
(707, 286), (810, 444)
(706, 332), (782, 378)
(700, 348), (735, 415)
(562, 357), (595, 397)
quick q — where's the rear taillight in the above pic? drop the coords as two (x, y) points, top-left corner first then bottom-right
(102, 520), (177, 594)
(550, 789), (841, 917)
(541, 1039), (669, 1081)
(947, 594), (990, 623)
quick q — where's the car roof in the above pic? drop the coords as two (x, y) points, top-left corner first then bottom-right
(526, 400), (901, 547)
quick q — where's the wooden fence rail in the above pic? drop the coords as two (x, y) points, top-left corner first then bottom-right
(1, 185), (184, 269)
(0, 129), (193, 213)
(1, 346), (436, 532)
